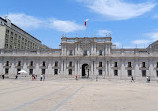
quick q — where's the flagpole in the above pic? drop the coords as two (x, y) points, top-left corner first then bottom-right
(85, 19), (88, 37)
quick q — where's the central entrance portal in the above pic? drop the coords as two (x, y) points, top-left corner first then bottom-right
(82, 64), (89, 78)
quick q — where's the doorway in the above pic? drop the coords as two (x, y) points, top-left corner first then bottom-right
(82, 64), (89, 78)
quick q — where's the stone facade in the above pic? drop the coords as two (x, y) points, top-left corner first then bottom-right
(1, 36), (158, 80)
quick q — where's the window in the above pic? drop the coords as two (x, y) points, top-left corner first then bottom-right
(29, 69), (33, 75)
(11, 32), (13, 36)
(142, 70), (146, 77)
(18, 61), (21, 66)
(42, 69), (45, 74)
(114, 70), (118, 76)
(30, 61), (33, 66)
(128, 62), (132, 67)
(6, 61), (9, 66)
(156, 62), (158, 68)
(128, 70), (132, 77)
(42, 61), (45, 66)
(6, 29), (9, 33)
(99, 50), (103, 56)
(54, 69), (58, 75)
(114, 62), (117, 67)
(5, 44), (8, 48)
(5, 68), (9, 74)
(99, 70), (102, 75)
(69, 69), (72, 75)
(10, 45), (12, 49)
(99, 62), (102, 67)
(69, 62), (72, 67)
(83, 50), (87, 56)
(55, 61), (58, 67)
(69, 50), (73, 55)
(142, 62), (146, 68)
(156, 70), (158, 77)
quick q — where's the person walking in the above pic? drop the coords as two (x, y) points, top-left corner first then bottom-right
(96, 75), (98, 82)
(131, 75), (135, 82)
(2, 74), (4, 80)
(76, 74), (78, 80)
(146, 76), (149, 83)
(15, 75), (18, 79)
(148, 76), (150, 83)
(32, 75), (34, 81)
(40, 74), (43, 81)
(43, 74), (45, 81)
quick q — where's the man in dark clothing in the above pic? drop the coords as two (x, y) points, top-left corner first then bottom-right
(2, 75), (4, 79)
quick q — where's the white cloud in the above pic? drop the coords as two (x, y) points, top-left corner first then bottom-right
(132, 40), (149, 45)
(145, 32), (158, 41)
(2, 13), (84, 33)
(49, 19), (85, 33)
(77, 0), (156, 20)
(98, 29), (112, 36)
(113, 42), (121, 47)
(5, 13), (44, 29)
(131, 31), (158, 48)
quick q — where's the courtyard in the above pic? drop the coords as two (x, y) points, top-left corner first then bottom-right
(0, 78), (158, 111)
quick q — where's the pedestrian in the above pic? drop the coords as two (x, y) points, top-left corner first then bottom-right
(76, 74), (77, 80)
(32, 75), (34, 81)
(15, 75), (18, 79)
(2, 74), (4, 80)
(148, 76), (150, 83)
(131, 75), (135, 82)
(34, 75), (36, 80)
(43, 74), (45, 81)
(40, 74), (43, 81)
(146, 76), (149, 83)
(96, 75), (98, 81)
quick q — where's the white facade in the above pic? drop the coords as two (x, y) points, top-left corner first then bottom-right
(1, 36), (158, 80)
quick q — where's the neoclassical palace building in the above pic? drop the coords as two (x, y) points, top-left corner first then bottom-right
(1, 36), (158, 80)
(1, 17), (158, 80)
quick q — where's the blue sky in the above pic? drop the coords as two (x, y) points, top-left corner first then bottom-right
(0, 0), (158, 48)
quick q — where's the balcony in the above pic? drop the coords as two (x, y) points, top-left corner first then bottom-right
(3, 66), (11, 68)
(139, 67), (149, 70)
(27, 66), (35, 69)
(39, 65), (48, 69)
(15, 65), (23, 68)
(111, 66), (120, 70)
(52, 65), (60, 69)
(67, 65), (74, 69)
(125, 66), (134, 70)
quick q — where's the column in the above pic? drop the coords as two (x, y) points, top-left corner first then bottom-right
(35, 59), (40, 76)
(91, 61), (93, 77)
(94, 61), (97, 75)
(75, 60), (77, 75)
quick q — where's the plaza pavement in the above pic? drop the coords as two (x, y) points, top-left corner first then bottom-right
(0, 78), (158, 111)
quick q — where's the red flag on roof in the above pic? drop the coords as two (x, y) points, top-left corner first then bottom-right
(85, 19), (88, 27)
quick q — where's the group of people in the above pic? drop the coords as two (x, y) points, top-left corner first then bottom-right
(32, 75), (37, 80)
